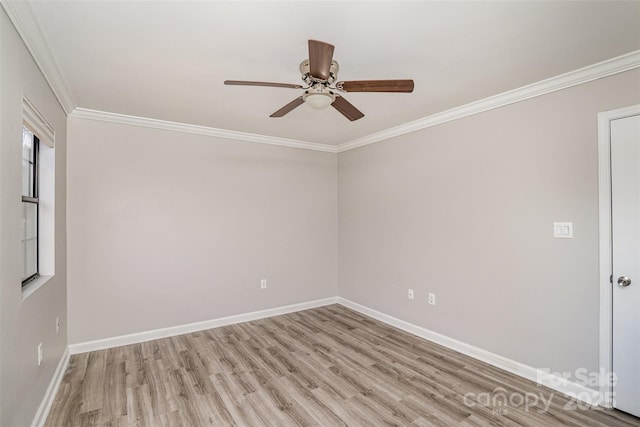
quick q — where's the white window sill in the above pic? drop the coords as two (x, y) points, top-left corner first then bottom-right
(21, 275), (53, 301)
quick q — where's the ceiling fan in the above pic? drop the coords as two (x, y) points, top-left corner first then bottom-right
(224, 40), (414, 121)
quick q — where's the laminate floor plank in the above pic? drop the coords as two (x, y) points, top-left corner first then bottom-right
(45, 305), (640, 426)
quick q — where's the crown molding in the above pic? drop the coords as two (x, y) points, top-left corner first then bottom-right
(6, 0), (637, 153)
(337, 50), (640, 153)
(70, 108), (339, 153)
(71, 44), (639, 154)
(1, 0), (76, 114)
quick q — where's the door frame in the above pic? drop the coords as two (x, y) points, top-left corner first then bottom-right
(597, 104), (640, 408)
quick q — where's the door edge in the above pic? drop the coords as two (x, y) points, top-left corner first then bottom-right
(597, 103), (640, 408)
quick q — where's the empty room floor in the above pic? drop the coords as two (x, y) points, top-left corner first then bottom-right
(45, 305), (640, 426)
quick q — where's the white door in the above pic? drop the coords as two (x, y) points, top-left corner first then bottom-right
(611, 113), (640, 417)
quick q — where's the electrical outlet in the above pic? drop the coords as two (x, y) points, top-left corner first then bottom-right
(260, 279), (267, 289)
(56, 316), (60, 333)
(428, 293), (436, 305)
(37, 343), (43, 366)
(408, 289), (414, 300)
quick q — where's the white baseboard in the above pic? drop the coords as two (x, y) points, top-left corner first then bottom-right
(68, 297), (339, 355)
(65, 295), (602, 409)
(336, 297), (602, 407)
(32, 347), (70, 427)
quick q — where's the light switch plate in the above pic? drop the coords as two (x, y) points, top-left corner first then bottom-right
(553, 222), (573, 238)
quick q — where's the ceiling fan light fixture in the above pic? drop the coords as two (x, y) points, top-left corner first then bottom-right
(303, 90), (335, 110)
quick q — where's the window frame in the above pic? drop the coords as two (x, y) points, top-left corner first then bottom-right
(21, 130), (40, 286)
(20, 97), (55, 298)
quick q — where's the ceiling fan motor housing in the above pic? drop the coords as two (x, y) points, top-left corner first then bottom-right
(300, 59), (339, 85)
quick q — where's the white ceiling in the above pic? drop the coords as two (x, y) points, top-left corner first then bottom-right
(9, 1), (640, 147)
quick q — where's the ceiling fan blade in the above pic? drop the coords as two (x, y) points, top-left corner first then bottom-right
(225, 80), (303, 89)
(331, 95), (364, 121)
(308, 40), (334, 80)
(270, 97), (305, 117)
(337, 79), (414, 93)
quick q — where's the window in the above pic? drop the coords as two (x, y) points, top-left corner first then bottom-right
(21, 98), (55, 297)
(22, 126), (40, 285)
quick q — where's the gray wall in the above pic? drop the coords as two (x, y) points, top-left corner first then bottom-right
(0, 9), (68, 427)
(67, 118), (338, 344)
(338, 69), (640, 382)
(67, 70), (640, 384)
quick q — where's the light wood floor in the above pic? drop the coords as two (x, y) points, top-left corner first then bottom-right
(46, 304), (640, 426)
